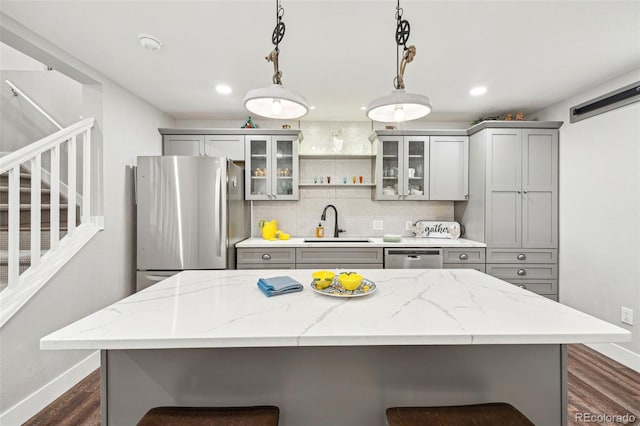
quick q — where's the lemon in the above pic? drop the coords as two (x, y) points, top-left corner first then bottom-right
(312, 271), (335, 289)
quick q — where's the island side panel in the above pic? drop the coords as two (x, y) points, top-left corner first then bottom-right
(104, 345), (564, 426)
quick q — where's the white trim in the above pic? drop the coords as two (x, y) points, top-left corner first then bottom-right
(0, 222), (102, 327)
(0, 351), (99, 425)
(586, 342), (640, 374)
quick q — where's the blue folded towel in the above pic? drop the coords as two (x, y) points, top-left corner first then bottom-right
(257, 276), (303, 297)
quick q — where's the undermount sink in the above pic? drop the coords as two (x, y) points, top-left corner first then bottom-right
(303, 238), (373, 243)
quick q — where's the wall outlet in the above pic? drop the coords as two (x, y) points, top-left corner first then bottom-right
(621, 307), (634, 326)
(405, 220), (413, 230)
(373, 220), (383, 231)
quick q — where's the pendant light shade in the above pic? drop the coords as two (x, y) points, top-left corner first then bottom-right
(366, 89), (432, 122)
(366, 1), (431, 123)
(244, 84), (308, 120)
(243, 0), (308, 120)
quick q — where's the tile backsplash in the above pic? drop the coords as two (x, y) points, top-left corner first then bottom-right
(251, 193), (454, 238)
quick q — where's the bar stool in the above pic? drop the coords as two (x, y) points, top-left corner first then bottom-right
(137, 405), (280, 426)
(386, 403), (534, 426)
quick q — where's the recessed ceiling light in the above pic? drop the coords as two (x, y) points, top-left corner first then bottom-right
(360, 106), (367, 111)
(137, 33), (162, 51)
(215, 84), (232, 95)
(309, 105), (317, 110)
(469, 86), (487, 96)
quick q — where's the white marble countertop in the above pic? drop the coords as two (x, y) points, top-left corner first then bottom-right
(236, 237), (486, 248)
(41, 269), (629, 350)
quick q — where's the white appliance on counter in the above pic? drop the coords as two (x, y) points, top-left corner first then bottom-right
(135, 156), (249, 291)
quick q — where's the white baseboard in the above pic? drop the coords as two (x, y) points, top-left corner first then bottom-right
(0, 351), (100, 425)
(586, 342), (640, 373)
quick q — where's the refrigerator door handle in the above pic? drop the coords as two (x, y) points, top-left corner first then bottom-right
(215, 167), (222, 257)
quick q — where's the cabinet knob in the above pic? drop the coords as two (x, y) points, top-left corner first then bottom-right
(459, 253), (469, 260)
(518, 284), (527, 289)
(464, 194), (469, 200)
(517, 269), (526, 276)
(517, 190), (522, 194)
(517, 253), (527, 260)
(523, 190), (528, 194)
(262, 254), (271, 260)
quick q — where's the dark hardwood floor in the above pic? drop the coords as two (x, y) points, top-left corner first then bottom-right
(23, 345), (640, 425)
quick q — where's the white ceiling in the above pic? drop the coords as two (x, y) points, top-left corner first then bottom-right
(1, 1), (639, 122)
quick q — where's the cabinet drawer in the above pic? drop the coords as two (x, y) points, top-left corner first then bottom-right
(508, 279), (558, 296)
(237, 263), (295, 270)
(236, 248), (296, 264)
(486, 248), (557, 264)
(486, 264), (557, 280)
(296, 248), (383, 264)
(294, 263), (383, 270)
(443, 263), (486, 273)
(443, 248), (485, 264)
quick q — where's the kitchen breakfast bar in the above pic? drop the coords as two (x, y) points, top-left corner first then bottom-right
(41, 269), (630, 425)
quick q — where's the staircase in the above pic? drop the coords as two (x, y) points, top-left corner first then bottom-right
(0, 167), (80, 290)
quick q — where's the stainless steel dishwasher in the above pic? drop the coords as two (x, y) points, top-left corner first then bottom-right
(384, 248), (443, 269)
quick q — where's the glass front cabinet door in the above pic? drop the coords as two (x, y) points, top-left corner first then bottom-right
(376, 135), (429, 200)
(245, 135), (299, 200)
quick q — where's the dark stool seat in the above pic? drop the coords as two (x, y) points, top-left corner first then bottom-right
(386, 403), (534, 426)
(137, 406), (280, 426)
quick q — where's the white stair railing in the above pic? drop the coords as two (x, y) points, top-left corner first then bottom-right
(0, 117), (95, 289)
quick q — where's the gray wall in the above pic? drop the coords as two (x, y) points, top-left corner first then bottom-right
(0, 16), (175, 416)
(533, 69), (640, 359)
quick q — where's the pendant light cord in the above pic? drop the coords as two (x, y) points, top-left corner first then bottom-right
(394, 0), (415, 90)
(266, 0), (286, 85)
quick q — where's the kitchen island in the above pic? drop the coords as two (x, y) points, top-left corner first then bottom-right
(41, 269), (629, 425)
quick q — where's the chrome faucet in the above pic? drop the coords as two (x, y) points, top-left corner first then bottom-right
(321, 204), (345, 238)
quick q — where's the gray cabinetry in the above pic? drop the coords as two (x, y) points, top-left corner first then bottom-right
(163, 134), (204, 156)
(455, 121), (562, 298)
(375, 135), (430, 200)
(238, 247), (384, 269)
(372, 131), (469, 201)
(296, 247), (383, 269)
(236, 248), (296, 269)
(161, 132), (244, 161)
(429, 136), (469, 201)
(245, 134), (299, 201)
(204, 135), (245, 160)
(443, 247), (485, 273)
(485, 128), (558, 248)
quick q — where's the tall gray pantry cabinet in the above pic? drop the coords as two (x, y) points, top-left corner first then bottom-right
(455, 121), (563, 301)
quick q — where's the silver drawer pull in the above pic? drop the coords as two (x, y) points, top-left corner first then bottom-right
(517, 253), (527, 260)
(518, 284), (527, 289)
(459, 253), (469, 260)
(517, 269), (526, 276)
(262, 254), (272, 260)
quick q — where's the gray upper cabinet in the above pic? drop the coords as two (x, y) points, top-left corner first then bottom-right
(245, 134), (299, 201)
(485, 128), (558, 248)
(430, 136), (469, 201)
(162, 133), (244, 161)
(163, 135), (204, 156)
(375, 135), (430, 200)
(373, 131), (469, 201)
(203, 135), (245, 161)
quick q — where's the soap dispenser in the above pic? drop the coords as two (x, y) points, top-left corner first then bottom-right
(315, 223), (324, 238)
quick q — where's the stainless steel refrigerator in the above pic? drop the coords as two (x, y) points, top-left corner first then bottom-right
(136, 156), (249, 291)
